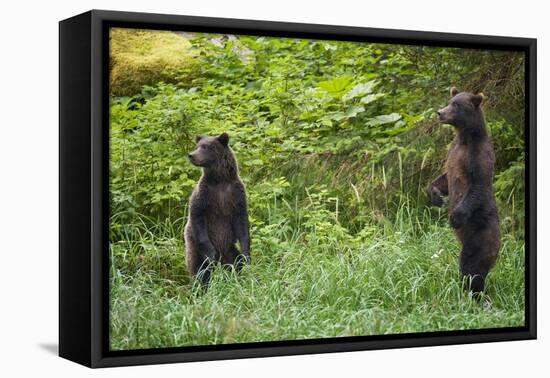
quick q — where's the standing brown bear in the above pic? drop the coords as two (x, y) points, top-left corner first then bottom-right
(427, 87), (500, 295)
(184, 133), (250, 286)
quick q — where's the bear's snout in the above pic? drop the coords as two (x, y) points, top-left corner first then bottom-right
(188, 151), (207, 167)
(437, 107), (451, 123)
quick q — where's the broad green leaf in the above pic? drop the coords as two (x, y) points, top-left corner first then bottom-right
(345, 105), (366, 118)
(344, 80), (378, 100)
(366, 113), (402, 126)
(318, 75), (354, 96)
(360, 93), (385, 105)
(329, 112), (347, 122)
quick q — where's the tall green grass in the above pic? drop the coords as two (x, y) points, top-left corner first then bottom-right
(109, 192), (524, 351)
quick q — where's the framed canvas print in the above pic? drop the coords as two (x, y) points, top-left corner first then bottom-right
(59, 10), (536, 368)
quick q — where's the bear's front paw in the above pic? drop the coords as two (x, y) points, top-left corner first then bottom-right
(427, 186), (445, 207)
(450, 207), (468, 229)
(429, 193), (444, 207)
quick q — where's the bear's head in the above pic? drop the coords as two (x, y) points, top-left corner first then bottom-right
(437, 87), (484, 129)
(188, 132), (230, 168)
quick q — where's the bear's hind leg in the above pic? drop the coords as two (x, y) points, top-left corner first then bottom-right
(460, 269), (487, 295)
(186, 241), (214, 287)
(459, 246), (490, 296)
(459, 227), (496, 297)
(459, 243), (484, 296)
(460, 253), (488, 298)
(191, 256), (213, 286)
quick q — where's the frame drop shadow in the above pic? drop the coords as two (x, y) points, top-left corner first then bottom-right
(38, 343), (58, 355)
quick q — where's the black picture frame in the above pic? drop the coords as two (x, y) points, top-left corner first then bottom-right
(59, 9), (537, 368)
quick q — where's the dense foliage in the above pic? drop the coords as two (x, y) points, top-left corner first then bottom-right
(109, 30), (525, 350)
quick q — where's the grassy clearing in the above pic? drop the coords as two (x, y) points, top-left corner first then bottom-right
(109, 196), (524, 351)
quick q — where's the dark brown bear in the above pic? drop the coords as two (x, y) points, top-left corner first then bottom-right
(184, 133), (250, 285)
(427, 87), (500, 295)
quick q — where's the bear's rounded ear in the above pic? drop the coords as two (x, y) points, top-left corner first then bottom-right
(218, 132), (229, 146)
(450, 87), (460, 97)
(195, 135), (203, 143)
(471, 93), (484, 107)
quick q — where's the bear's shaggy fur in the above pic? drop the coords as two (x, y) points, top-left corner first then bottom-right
(428, 87), (500, 295)
(184, 133), (250, 285)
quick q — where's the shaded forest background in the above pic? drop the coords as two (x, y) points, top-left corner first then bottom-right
(108, 28), (525, 350)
